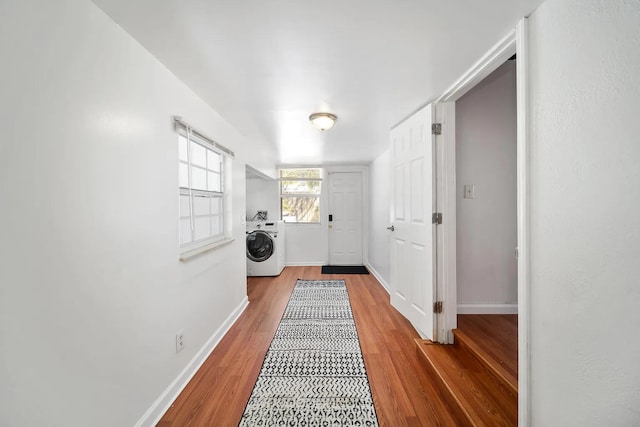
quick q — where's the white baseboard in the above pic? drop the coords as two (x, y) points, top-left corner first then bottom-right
(285, 261), (326, 267)
(135, 297), (249, 427)
(457, 303), (518, 314)
(366, 264), (390, 294)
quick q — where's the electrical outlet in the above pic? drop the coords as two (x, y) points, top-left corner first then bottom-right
(176, 330), (184, 353)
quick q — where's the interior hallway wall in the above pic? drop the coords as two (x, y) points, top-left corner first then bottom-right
(528, 0), (640, 424)
(246, 177), (279, 221)
(456, 60), (517, 310)
(0, 0), (275, 425)
(367, 149), (391, 289)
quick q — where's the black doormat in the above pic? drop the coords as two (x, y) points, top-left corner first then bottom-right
(321, 265), (369, 275)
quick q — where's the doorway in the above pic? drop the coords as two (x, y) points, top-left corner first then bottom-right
(455, 59), (518, 315)
(434, 20), (530, 423)
(327, 171), (364, 266)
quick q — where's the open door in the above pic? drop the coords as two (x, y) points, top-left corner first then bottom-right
(389, 103), (437, 339)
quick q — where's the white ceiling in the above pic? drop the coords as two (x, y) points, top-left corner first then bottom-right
(93, 0), (543, 165)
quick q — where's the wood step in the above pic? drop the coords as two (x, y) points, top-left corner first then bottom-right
(416, 339), (517, 427)
(453, 328), (518, 397)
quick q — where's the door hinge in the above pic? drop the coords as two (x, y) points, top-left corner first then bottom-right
(432, 123), (442, 135)
(432, 212), (442, 224)
(433, 301), (443, 314)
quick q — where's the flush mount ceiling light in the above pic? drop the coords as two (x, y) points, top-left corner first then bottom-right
(308, 112), (337, 131)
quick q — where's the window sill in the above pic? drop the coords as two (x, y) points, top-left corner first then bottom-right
(179, 237), (235, 262)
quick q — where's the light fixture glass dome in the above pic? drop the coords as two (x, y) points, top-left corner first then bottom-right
(309, 112), (337, 131)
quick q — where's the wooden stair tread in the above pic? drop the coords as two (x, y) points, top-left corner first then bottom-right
(416, 339), (517, 427)
(453, 328), (518, 396)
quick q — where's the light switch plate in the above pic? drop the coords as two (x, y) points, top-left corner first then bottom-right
(464, 184), (475, 199)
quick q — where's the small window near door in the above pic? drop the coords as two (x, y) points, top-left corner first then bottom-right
(279, 168), (321, 223)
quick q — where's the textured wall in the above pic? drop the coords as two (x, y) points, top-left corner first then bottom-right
(529, 0), (640, 424)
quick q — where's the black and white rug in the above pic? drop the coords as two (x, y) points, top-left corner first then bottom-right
(239, 279), (379, 426)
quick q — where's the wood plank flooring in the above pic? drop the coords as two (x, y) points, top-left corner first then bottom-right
(456, 314), (517, 391)
(415, 314), (518, 426)
(157, 266), (466, 426)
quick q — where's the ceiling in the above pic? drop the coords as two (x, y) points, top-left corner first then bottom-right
(93, 0), (543, 165)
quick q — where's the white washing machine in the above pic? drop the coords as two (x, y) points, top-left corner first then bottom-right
(246, 221), (285, 276)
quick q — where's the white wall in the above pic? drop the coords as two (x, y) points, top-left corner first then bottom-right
(456, 61), (517, 308)
(246, 177), (279, 221)
(284, 223), (329, 265)
(367, 150), (392, 289)
(0, 1), (274, 425)
(528, 0), (640, 425)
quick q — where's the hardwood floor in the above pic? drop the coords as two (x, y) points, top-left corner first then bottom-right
(457, 314), (518, 393)
(415, 314), (518, 426)
(158, 266), (465, 426)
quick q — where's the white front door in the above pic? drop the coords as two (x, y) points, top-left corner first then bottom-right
(389, 103), (436, 339)
(328, 172), (363, 265)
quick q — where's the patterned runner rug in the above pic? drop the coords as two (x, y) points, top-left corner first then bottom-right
(239, 279), (379, 426)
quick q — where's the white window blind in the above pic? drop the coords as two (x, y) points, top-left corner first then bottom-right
(175, 117), (234, 253)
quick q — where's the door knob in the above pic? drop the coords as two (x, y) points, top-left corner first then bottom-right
(387, 225), (395, 231)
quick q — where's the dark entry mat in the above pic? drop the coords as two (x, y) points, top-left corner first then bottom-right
(321, 265), (369, 275)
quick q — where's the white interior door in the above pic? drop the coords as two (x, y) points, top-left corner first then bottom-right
(389, 103), (436, 339)
(328, 172), (363, 265)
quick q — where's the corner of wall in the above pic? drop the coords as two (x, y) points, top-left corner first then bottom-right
(136, 297), (249, 427)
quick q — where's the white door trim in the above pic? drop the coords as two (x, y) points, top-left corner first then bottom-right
(515, 17), (531, 427)
(436, 29), (517, 103)
(433, 19), (530, 427)
(434, 101), (456, 344)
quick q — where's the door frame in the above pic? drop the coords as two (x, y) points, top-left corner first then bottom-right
(434, 18), (530, 427)
(325, 166), (369, 266)
(435, 29), (519, 341)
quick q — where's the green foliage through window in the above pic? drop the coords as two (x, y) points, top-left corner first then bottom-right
(280, 168), (321, 223)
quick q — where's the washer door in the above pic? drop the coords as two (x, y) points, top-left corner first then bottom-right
(246, 230), (274, 262)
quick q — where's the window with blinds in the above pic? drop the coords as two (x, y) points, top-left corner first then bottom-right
(175, 118), (234, 257)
